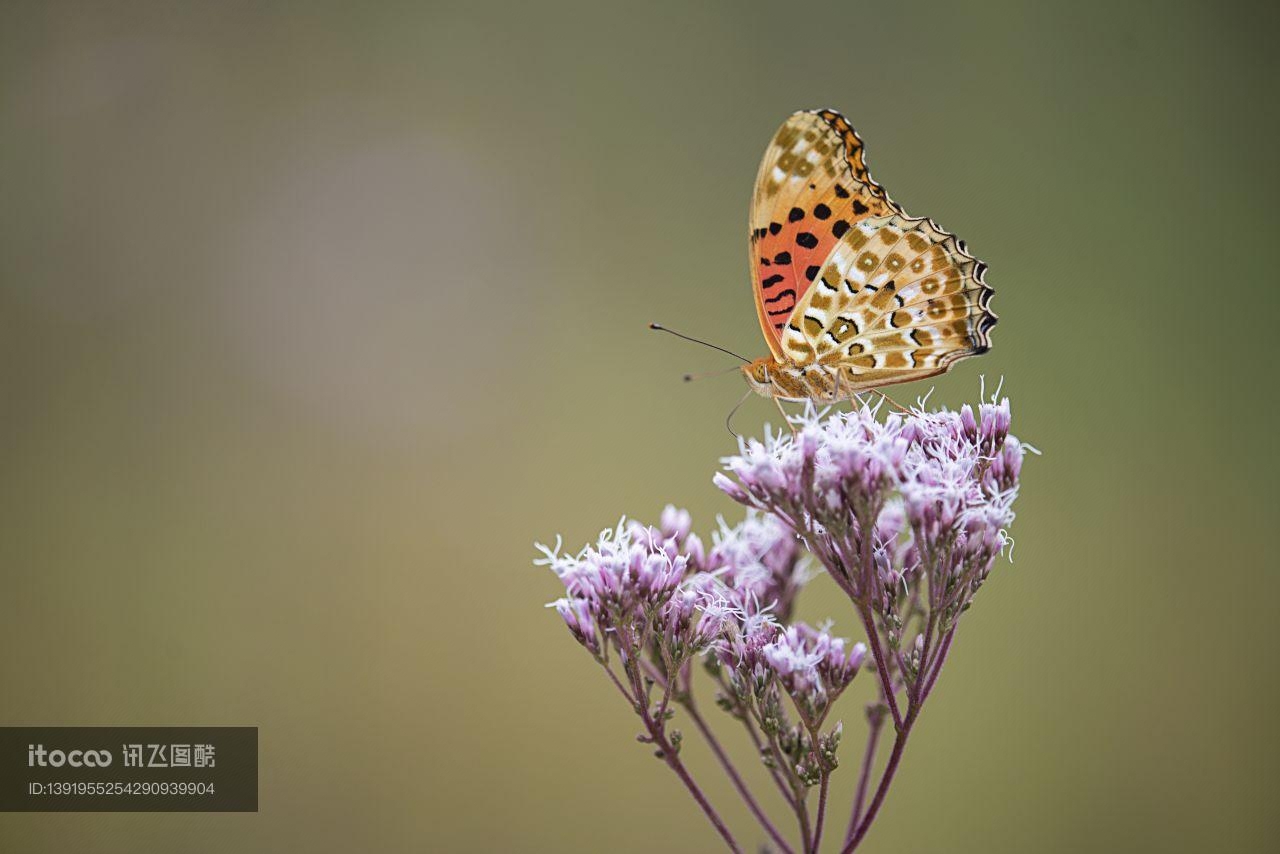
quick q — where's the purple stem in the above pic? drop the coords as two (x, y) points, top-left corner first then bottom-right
(912, 613), (937, 705)
(842, 621), (953, 852)
(602, 662), (638, 708)
(850, 516), (903, 733)
(919, 627), (956, 705)
(756, 712), (811, 850)
(622, 658), (742, 853)
(753, 720), (799, 810)
(840, 711), (915, 854)
(857, 606), (903, 731)
(715, 674), (796, 810)
(845, 710), (884, 843)
(650, 718), (743, 854)
(652, 721), (742, 852)
(745, 695), (811, 850)
(810, 766), (830, 853)
(682, 688), (795, 854)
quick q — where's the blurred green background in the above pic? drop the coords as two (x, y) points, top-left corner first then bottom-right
(2, 1), (1276, 851)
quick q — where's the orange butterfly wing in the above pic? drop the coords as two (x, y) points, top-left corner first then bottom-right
(749, 110), (898, 360)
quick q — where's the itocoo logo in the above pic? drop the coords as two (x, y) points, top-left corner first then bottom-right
(27, 744), (112, 767)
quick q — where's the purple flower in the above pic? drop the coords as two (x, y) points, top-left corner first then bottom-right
(539, 514), (741, 670)
(537, 519), (690, 657)
(628, 506), (707, 571)
(550, 597), (600, 657)
(660, 580), (740, 661)
(716, 396), (1027, 618)
(761, 624), (866, 719)
(660, 504), (693, 544)
(706, 511), (806, 620)
(897, 397), (1021, 625)
(717, 609), (783, 699)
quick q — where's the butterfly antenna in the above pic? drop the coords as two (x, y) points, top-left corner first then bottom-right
(650, 323), (750, 363)
(725, 387), (752, 440)
(684, 365), (742, 383)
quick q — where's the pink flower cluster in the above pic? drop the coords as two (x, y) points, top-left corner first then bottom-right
(538, 391), (1030, 853)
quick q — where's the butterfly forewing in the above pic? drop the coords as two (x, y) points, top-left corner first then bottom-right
(749, 110), (898, 359)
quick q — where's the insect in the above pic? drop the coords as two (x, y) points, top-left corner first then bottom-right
(741, 109), (996, 404)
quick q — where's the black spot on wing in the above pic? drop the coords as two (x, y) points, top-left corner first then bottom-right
(796, 232), (818, 249)
(762, 274), (785, 287)
(883, 281), (903, 306)
(773, 251), (792, 265)
(832, 220), (850, 238)
(806, 265), (821, 282)
(852, 200), (869, 215)
(763, 288), (796, 305)
(788, 207), (805, 223)
(814, 203), (831, 220)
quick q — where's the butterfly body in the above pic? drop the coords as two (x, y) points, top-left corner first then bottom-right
(744, 110), (996, 402)
(744, 357), (879, 403)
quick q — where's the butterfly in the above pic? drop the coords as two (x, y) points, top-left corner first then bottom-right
(741, 109), (996, 404)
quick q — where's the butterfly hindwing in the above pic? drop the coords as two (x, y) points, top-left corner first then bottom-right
(779, 213), (996, 387)
(749, 110), (899, 359)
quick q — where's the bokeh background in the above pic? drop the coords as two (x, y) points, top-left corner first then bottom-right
(2, 1), (1276, 851)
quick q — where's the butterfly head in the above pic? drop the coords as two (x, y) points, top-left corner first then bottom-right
(742, 357), (777, 397)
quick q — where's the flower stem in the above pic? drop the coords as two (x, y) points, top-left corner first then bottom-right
(857, 605), (903, 731)
(752, 710), (810, 849)
(602, 662), (637, 708)
(651, 721), (742, 854)
(839, 727), (911, 850)
(682, 683), (795, 854)
(912, 612), (937, 705)
(713, 674), (796, 811)
(810, 768), (830, 853)
(919, 627), (956, 705)
(840, 714), (913, 854)
(841, 617), (951, 850)
(845, 708), (884, 843)
(624, 657), (742, 853)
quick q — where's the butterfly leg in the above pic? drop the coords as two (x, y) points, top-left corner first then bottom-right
(773, 397), (797, 434)
(873, 389), (911, 413)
